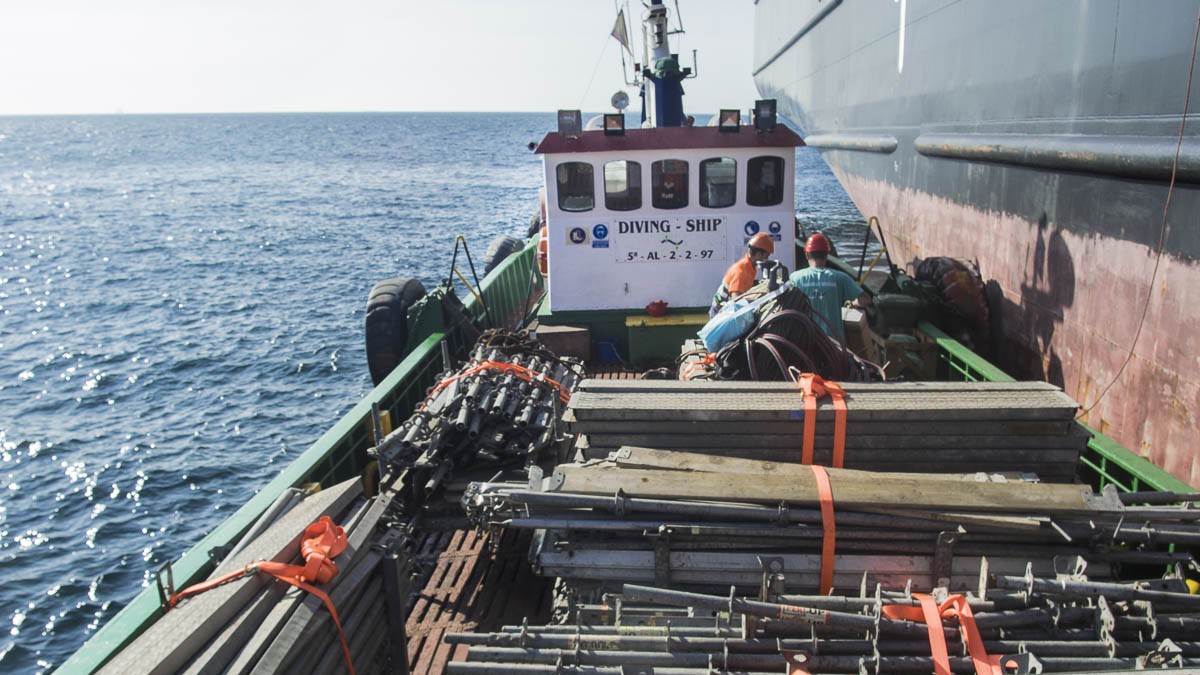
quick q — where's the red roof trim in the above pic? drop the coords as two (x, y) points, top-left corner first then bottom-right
(534, 125), (805, 154)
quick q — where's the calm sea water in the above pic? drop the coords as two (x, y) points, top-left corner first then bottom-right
(0, 112), (865, 672)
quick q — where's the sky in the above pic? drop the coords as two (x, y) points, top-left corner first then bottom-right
(1, 0), (762, 116)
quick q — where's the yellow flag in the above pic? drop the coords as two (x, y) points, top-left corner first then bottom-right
(611, 9), (632, 56)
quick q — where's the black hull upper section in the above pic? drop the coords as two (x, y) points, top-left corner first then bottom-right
(753, 0), (1200, 259)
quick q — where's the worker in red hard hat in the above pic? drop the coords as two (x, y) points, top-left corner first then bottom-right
(789, 233), (871, 341)
(709, 232), (776, 317)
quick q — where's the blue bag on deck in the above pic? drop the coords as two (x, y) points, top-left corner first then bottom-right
(697, 299), (757, 351)
(697, 281), (796, 352)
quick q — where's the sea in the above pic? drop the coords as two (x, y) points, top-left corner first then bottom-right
(0, 112), (868, 672)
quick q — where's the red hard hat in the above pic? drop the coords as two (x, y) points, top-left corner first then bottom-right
(805, 233), (831, 253)
(747, 232), (774, 254)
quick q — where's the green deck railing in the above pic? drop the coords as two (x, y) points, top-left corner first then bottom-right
(918, 320), (1193, 494)
(57, 240), (540, 674)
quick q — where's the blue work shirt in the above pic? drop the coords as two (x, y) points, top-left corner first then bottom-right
(788, 267), (864, 341)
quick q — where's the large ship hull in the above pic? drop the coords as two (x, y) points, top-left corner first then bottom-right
(753, 0), (1200, 487)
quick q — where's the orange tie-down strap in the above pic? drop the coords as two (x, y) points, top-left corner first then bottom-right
(421, 360), (573, 410)
(882, 594), (1008, 675)
(797, 373), (847, 467)
(681, 352), (717, 381)
(169, 516), (356, 675)
(809, 465), (836, 595)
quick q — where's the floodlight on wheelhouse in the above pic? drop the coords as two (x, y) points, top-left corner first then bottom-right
(603, 114), (626, 136)
(557, 110), (582, 137)
(754, 99), (778, 132)
(718, 109), (740, 132)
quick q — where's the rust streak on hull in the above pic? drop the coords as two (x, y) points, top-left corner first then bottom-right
(836, 173), (1200, 487)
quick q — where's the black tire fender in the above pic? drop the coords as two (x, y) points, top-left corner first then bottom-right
(482, 235), (525, 275)
(365, 277), (426, 385)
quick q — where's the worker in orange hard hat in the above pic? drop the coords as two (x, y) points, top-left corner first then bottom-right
(709, 232), (777, 317)
(789, 233), (871, 341)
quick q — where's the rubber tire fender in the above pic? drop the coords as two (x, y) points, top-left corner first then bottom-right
(365, 277), (427, 386)
(482, 235), (525, 275)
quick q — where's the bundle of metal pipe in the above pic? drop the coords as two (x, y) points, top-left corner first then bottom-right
(442, 580), (1200, 674)
(372, 329), (583, 499)
(462, 449), (1199, 594)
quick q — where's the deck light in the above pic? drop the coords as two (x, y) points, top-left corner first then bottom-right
(754, 99), (778, 131)
(603, 113), (625, 136)
(718, 109), (740, 132)
(557, 110), (582, 137)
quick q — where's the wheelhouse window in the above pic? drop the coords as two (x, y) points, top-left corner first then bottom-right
(604, 160), (642, 211)
(746, 156), (784, 207)
(700, 157), (736, 208)
(556, 161), (594, 212)
(651, 159), (688, 209)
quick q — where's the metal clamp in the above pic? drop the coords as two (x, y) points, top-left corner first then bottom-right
(932, 531), (959, 591)
(994, 652), (1043, 674)
(614, 489), (630, 518)
(652, 530), (672, 586)
(154, 561), (176, 609)
(1138, 638), (1184, 669)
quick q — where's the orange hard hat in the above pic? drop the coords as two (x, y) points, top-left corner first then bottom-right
(747, 232), (774, 254)
(805, 232), (832, 253)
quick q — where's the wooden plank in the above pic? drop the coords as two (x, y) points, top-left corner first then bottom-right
(567, 391), (1079, 422)
(576, 379), (1066, 394)
(178, 582), (289, 675)
(605, 447), (1056, 482)
(205, 497), (378, 675)
(249, 471), (406, 675)
(220, 586), (306, 675)
(272, 550), (383, 674)
(575, 438), (1082, 478)
(579, 431), (1088, 450)
(564, 415), (1073, 437)
(581, 448), (1080, 469)
(549, 464), (1100, 513)
(579, 440), (1082, 462)
(97, 477), (363, 675)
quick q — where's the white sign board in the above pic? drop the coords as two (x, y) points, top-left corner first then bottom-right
(542, 144), (797, 312)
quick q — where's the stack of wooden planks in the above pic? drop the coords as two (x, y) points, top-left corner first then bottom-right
(565, 379), (1087, 481)
(100, 475), (412, 675)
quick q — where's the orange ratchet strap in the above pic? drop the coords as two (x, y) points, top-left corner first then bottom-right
(881, 593), (999, 675)
(169, 516), (356, 675)
(797, 373), (848, 467)
(681, 352), (717, 380)
(809, 465), (836, 595)
(422, 360), (572, 410)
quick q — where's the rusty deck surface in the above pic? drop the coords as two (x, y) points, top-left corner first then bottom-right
(405, 528), (551, 675)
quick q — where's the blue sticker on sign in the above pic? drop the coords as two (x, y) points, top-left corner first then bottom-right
(568, 227), (587, 244)
(592, 241), (610, 248)
(744, 221), (760, 236)
(592, 224), (609, 240)
(768, 221), (782, 234)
